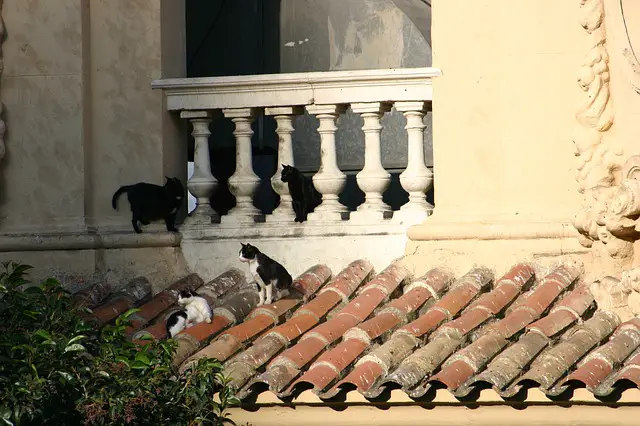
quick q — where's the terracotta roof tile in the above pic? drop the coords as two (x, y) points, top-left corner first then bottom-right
(595, 347), (640, 396)
(88, 277), (151, 324)
(82, 257), (640, 404)
(388, 264), (534, 396)
(296, 268), (453, 395)
(179, 265), (332, 372)
(558, 319), (640, 392)
(513, 310), (619, 393)
(329, 267), (492, 397)
(224, 260), (373, 391)
(132, 269), (247, 341)
(125, 274), (204, 335)
(73, 282), (112, 309)
(459, 272), (590, 395)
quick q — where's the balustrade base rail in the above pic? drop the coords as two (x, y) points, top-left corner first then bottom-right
(153, 68), (440, 230)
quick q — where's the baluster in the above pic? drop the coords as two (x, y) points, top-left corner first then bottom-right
(395, 101), (434, 220)
(222, 108), (261, 224)
(181, 111), (218, 225)
(266, 106), (303, 222)
(306, 104), (348, 222)
(350, 102), (393, 222)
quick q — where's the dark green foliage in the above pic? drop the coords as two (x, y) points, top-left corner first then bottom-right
(0, 262), (239, 426)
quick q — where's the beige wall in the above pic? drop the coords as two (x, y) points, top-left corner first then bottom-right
(428, 0), (584, 222)
(88, 0), (187, 229)
(604, 0), (640, 159)
(0, 0), (186, 233)
(404, 0), (591, 276)
(1, 0), (87, 232)
(229, 404), (640, 426)
(0, 0), (188, 288)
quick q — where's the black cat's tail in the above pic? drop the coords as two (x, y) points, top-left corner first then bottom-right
(111, 186), (130, 210)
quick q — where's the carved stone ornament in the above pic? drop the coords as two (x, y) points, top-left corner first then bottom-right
(591, 267), (640, 320)
(573, 0), (629, 257)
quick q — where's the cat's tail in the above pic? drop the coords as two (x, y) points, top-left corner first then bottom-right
(111, 186), (130, 210)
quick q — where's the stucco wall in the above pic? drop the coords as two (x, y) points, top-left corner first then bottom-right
(604, 0), (640, 158)
(404, 0), (589, 276)
(0, 0), (189, 288)
(1, 0), (88, 232)
(428, 0), (584, 222)
(1, 0), (186, 232)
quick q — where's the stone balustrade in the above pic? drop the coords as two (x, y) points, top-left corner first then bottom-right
(152, 67), (440, 232)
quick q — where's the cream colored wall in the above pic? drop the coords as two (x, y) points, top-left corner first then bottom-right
(404, 0), (590, 276)
(88, 0), (187, 229)
(1, 0), (185, 232)
(0, 0), (189, 289)
(1, 0), (87, 232)
(229, 404), (639, 426)
(604, 0), (640, 159)
(429, 0), (583, 222)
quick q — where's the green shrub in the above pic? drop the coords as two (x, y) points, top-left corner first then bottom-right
(0, 262), (240, 426)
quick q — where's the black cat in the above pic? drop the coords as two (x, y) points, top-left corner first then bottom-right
(111, 176), (184, 234)
(238, 243), (293, 306)
(281, 164), (309, 223)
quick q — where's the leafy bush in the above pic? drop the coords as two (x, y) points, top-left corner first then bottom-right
(0, 262), (239, 426)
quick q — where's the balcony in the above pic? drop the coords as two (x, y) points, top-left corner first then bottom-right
(152, 67), (440, 278)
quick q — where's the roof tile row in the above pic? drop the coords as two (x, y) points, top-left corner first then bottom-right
(75, 257), (640, 404)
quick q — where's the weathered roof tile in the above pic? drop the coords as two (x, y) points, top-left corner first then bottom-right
(84, 256), (640, 404)
(224, 260), (373, 391)
(558, 319), (640, 392)
(89, 277), (151, 324)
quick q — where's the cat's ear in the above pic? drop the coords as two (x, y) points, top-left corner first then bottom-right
(165, 176), (170, 182)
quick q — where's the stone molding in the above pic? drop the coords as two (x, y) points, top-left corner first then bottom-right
(152, 67), (440, 111)
(573, 0), (627, 257)
(0, 230), (181, 252)
(181, 222), (410, 241)
(407, 221), (579, 241)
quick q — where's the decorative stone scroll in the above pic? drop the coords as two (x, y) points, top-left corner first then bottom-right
(573, 0), (626, 256)
(591, 267), (640, 320)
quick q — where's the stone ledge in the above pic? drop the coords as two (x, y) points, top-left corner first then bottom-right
(181, 222), (411, 241)
(408, 221), (580, 241)
(0, 230), (181, 252)
(152, 67), (441, 111)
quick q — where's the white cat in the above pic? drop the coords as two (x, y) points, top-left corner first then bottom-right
(175, 289), (212, 327)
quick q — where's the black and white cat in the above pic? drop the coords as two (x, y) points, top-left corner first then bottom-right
(239, 243), (293, 306)
(165, 310), (188, 338)
(165, 289), (213, 337)
(280, 164), (309, 223)
(112, 176), (184, 234)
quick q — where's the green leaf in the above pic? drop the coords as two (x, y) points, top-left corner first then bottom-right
(135, 331), (154, 341)
(96, 370), (110, 378)
(135, 352), (150, 365)
(57, 371), (74, 382)
(130, 361), (148, 370)
(64, 343), (86, 353)
(33, 329), (52, 340)
(67, 335), (86, 345)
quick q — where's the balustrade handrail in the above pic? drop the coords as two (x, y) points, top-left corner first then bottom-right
(152, 67), (441, 228)
(152, 67), (441, 111)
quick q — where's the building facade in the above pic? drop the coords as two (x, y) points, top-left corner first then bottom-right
(2, 0), (640, 424)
